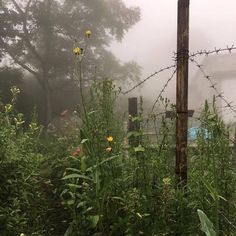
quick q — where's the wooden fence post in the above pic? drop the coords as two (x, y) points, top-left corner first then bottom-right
(176, 0), (190, 187)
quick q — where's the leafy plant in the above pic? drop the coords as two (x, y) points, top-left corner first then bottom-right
(197, 209), (216, 236)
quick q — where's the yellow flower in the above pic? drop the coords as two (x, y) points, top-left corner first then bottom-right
(85, 30), (92, 38)
(73, 47), (81, 55)
(106, 136), (113, 142)
(20, 234), (26, 236)
(106, 147), (112, 153)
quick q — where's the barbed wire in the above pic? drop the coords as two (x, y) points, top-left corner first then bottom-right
(121, 45), (236, 98)
(189, 45), (236, 58)
(120, 64), (176, 95)
(189, 56), (236, 116)
(124, 45), (236, 130)
(173, 45), (236, 60)
(150, 69), (177, 114)
(138, 69), (177, 129)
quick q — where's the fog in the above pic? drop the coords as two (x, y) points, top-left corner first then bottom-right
(111, 0), (236, 122)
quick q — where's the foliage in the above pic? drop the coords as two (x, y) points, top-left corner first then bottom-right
(197, 209), (216, 236)
(0, 0), (141, 124)
(0, 61), (236, 236)
(0, 87), (71, 235)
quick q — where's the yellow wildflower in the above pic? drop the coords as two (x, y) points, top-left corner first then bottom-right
(73, 47), (81, 55)
(106, 147), (112, 153)
(106, 136), (113, 142)
(85, 30), (92, 38)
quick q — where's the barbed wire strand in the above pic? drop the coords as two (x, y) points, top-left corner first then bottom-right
(125, 45), (236, 130)
(120, 65), (176, 95)
(189, 45), (236, 58)
(121, 45), (236, 96)
(189, 56), (236, 116)
(173, 45), (236, 59)
(140, 69), (177, 128)
(150, 69), (177, 114)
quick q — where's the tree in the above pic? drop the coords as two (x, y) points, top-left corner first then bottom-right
(0, 0), (141, 125)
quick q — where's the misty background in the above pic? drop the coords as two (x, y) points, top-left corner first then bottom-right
(1, 0), (236, 124)
(111, 0), (236, 122)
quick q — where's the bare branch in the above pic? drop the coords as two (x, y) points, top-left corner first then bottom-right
(11, 0), (24, 14)
(11, 0), (44, 66)
(26, 0), (33, 10)
(0, 37), (40, 79)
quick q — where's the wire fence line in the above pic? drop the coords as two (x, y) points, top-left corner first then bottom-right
(121, 45), (236, 96)
(121, 45), (236, 127)
(149, 68), (177, 114)
(189, 56), (236, 116)
(123, 45), (236, 146)
(120, 64), (176, 95)
(189, 45), (236, 58)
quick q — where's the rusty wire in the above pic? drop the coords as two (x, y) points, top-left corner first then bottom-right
(173, 45), (236, 59)
(120, 64), (176, 95)
(150, 68), (177, 114)
(189, 56), (236, 116)
(122, 45), (236, 96)
(189, 45), (236, 58)
(122, 44), (236, 130)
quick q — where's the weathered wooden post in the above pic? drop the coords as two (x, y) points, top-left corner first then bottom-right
(128, 97), (139, 147)
(176, 0), (190, 187)
(233, 126), (236, 165)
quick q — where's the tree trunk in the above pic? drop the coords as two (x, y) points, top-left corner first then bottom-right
(42, 73), (52, 127)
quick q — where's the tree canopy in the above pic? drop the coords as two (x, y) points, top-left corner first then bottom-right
(0, 0), (141, 124)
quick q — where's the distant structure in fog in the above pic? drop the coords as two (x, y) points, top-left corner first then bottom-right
(189, 53), (236, 121)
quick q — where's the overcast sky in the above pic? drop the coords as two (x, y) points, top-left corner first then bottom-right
(111, 0), (236, 121)
(112, 0), (236, 75)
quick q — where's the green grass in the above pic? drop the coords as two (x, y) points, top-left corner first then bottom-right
(0, 84), (235, 235)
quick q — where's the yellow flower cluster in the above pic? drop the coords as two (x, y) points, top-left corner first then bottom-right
(73, 30), (92, 55)
(73, 47), (81, 55)
(106, 135), (113, 152)
(106, 136), (113, 142)
(85, 30), (92, 38)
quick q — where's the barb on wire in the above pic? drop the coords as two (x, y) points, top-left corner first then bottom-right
(173, 45), (236, 63)
(121, 45), (236, 96)
(188, 45), (236, 58)
(189, 56), (236, 115)
(140, 68), (177, 129)
(120, 64), (176, 95)
(150, 69), (177, 114)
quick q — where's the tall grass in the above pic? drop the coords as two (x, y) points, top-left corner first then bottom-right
(0, 83), (235, 235)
